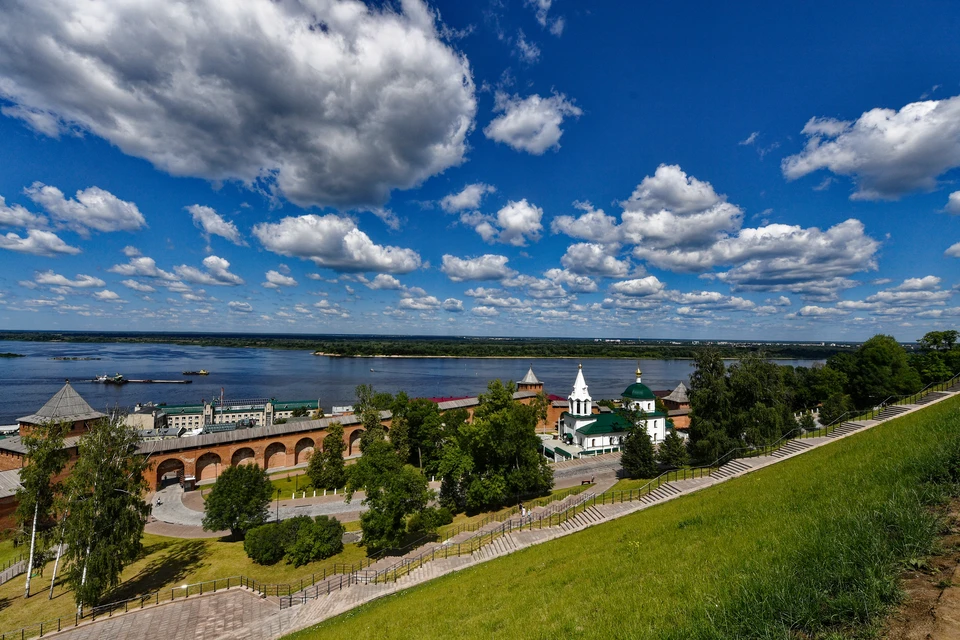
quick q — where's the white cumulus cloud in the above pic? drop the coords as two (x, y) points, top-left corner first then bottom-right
(0, 0), (476, 209)
(34, 271), (104, 288)
(440, 183), (496, 213)
(0, 229), (80, 256)
(947, 242), (960, 258)
(25, 183), (144, 234)
(253, 214), (421, 274)
(608, 276), (666, 297)
(175, 256), (244, 286)
(946, 191), (960, 214)
(560, 243), (631, 277)
(0, 195), (45, 228)
(187, 205), (244, 246)
(262, 270), (298, 289)
(782, 95), (960, 200)
(484, 92), (581, 155)
(441, 254), (517, 282)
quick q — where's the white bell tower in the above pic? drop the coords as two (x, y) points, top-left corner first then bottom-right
(568, 363), (592, 416)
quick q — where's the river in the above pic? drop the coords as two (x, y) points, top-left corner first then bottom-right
(0, 341), (824, 424)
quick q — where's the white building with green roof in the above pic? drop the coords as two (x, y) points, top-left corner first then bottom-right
(559, 365), (667, 454)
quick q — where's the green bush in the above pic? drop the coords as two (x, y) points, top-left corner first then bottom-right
(406, 507), (454, 535)
(286, 516), (345, 567)
(243, 523), (285, 565)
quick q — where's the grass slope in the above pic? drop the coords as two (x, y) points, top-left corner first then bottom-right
(0, 534), (368, 633)
(287, 395), (960, 640)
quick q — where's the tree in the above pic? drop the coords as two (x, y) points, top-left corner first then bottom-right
(306, 422), (346, 490)
(439, 381), (552, 513)
(726, 352), (795, 447)
(243, 523), (286, 565)
(16, 420), (68, 598)
(845, 335), (922, 407)
(61, 416), (150, 611)
(819, 392), (854, 426)
(798, 413), (817, 432)
(656, 430), (689, 468)
(688, 349), (735, 464)
(202, 464), (273, 538)
(621, 417), (658, 479)
(285, 516), (344, 567)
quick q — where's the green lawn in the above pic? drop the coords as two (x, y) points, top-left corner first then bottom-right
(285, 395), (960, 640)
(0, 533), (367, 634)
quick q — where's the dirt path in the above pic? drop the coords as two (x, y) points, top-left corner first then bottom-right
(884, 499), (960, 639)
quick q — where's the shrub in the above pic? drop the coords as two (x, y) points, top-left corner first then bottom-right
(243, 523), (285, 565)
(285, 516), (345, 567)
(406, 507), (454, 535)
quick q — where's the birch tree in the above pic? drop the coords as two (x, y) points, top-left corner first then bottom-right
(16, 420), (68, 598)
(61, 416), (149, 612)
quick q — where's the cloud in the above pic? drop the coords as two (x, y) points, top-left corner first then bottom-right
(544, 268), (598, 293)
(366, 274), (403, 290)
(398, 295), (441, 310)
(484, 92), (582, 155)
(946, 191), (960, 215)
(525, 0), (564, 35)
(0, 195), (45, 228)
(472, 305), (499, 317)
(739, 132), (759, 146)
(621, 164), (742, 250)
(441, 254), (517, 282)
(187, 205), (244, 246)
(893, 275), (941, 291)
(463, 199), (543, 246)
(34, 270), (104, 288)
(515, 30), (540, 63)
(782, 95), (960, 200)
(228, 301), (253, 313)
(947, 242), (960, 258)
(174, 256), (244, 286)
(550, 202), (621, 244)
(25, 183), (144, 234)
(253, 214), (421, 274)
(442, 298), (464, 312)
(121, 280), (155, 293)
(560, 243), (631, 277)
(793, 305), (849, 317)
(608, 276), (666, 297)
(262, 270), (298, 289)
(0, 229), (80, 256)
(108, 255), (176, 280)
(0, 0), (476, 209)
(93, 289), (121, 301)
(440, 183), (496, 213)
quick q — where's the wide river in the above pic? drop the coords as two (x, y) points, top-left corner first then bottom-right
(0, 341), (824, 424)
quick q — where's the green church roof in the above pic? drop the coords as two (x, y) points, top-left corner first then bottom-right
(571, 412), (632, 435)
(622, 382), (656, 400)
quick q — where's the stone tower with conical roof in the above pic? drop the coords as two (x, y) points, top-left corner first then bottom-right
(517, 365), (543, 393)
(17, 380), (107, 437)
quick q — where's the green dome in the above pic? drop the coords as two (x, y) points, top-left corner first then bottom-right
(622, 383), (655, 400)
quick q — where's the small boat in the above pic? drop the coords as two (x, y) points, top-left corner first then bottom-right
(94, 373), (127, 385)
(370, 368), (375, 372)
(183, 369), (209, 375)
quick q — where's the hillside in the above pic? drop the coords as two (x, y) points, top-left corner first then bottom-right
(286, 394), (960, 639)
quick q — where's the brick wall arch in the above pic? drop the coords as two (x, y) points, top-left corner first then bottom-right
(264, 442), (287, 469)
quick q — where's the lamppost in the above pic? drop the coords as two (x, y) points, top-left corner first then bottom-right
(275, 488), (281, 523)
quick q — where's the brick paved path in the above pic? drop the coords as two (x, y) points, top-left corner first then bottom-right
(41, 387), (959, 640)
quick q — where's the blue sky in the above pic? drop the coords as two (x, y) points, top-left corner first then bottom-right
(0, 0), (959, 340)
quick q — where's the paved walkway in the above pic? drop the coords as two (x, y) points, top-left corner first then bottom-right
(41, 384), (960, 640)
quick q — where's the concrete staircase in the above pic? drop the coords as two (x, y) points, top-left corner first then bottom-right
(914, 391), (951, 405)
(827, 421), (866, 438)
(770, 439), (812, 458)
(559, 505), (606, 531)
(710, 458), (752, 480)
(872, 405), (910, 421)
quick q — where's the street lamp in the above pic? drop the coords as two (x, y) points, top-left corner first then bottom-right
(275, 488), (281, 523)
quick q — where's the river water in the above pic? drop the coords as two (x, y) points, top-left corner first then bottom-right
(0, 341), (823, 424)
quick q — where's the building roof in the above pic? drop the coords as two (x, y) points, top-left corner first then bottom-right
(0, 468), (22, 499)
(520, 366), (541, 385)
(18, 381), (106, 425)
(622, 382), (656, 401)
(663, 382), (689, 404)
(569, 364), (590, 401)
(573, 412), (632, 436)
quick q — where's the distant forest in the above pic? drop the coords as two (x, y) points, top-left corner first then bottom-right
(0, 330), (862, 360)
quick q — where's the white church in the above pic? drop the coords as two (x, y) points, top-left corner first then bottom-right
(560, 364), (668, 454)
